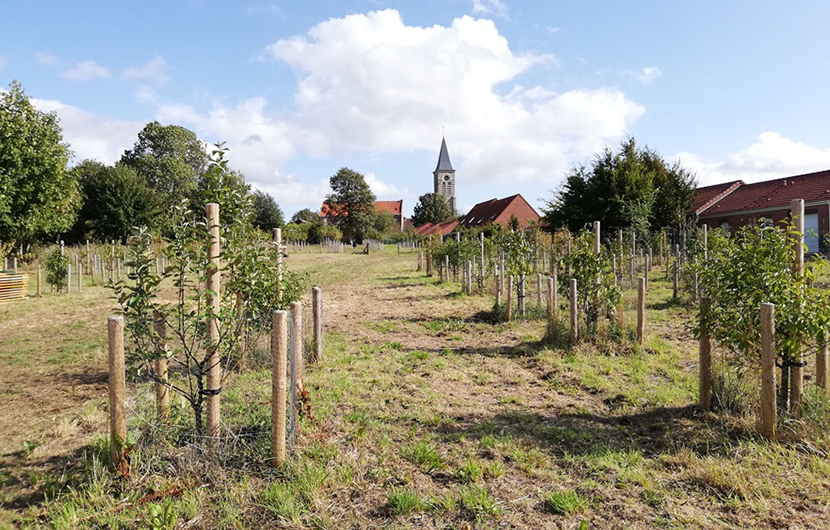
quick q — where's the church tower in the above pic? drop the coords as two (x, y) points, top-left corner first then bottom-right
(433, 137), (456, 214)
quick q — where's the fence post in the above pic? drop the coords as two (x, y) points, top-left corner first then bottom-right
(272, 310), (288, 467)
(66, 263), (71, 294)
(702, 224), (708, 261)
(479, 232), (485, 288)
(699, 297), (712, 411)
(672, 259), (679, 302)
(506, 276), (513, 322)
(547, 275), (557, 323)
(77, 259), (83, 292)
(37, 263), (42, 297)
(761, 302), (777, 439)
(790, 198), (805, 417)
(312, 286), (323, 364)
(417, 251), (423, 271)
(569, 278), (578, 345)
(288, 301), (303, 449)
(274, 228), (283, 302)
(205, 203), (221, 446)
(593, 221), (601, 254)
(644, 254), (649, 290)
(494, 264), (501, 307)
(108, 316), (127, 470)
(637, 277), (646, 345)
(153, 310), (170, 421)
(536, 273), (542, 307)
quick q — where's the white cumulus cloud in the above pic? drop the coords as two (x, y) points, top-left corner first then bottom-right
(264, 9), (642, 185)
(61, 60), (111, 82)
(31, 97), (143, 164)
(680, 132), (830, 186)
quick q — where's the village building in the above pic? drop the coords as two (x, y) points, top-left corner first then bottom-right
(319, 200), (405, 231)
(458, 193), (540, 230)
(694, 169), (830, 253)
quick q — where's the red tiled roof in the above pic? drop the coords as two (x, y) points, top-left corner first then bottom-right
(374, 200), (403, 216)
(320, 200), (403, 218)
(700, 170), (830, 217)
(414, 220), (459, 236)
(692, 180), (743, 214)
(459, 194), (540, 229)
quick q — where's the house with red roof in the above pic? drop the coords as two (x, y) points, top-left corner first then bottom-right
(694, 169), (830, 253)
(413, 220), (459, 237)
(320, 200), (404, 231)
(458, 194), (541, 230)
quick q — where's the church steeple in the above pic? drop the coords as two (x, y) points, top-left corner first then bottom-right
(435, 137), (454, 172)
(433, 137), (456, 214)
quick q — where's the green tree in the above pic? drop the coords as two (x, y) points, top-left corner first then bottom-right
(542, 138), (697, 240)
(73, 160), (161, 242)
(411, 192), (453, 226)
(0, 81), (79, 250)
(291, 208), (318, 224)
(324, 167), (376, 244)
(119, 121), (208, 216)
(251, 189), (284, 232)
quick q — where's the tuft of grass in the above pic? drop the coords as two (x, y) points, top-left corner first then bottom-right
(404, 440), (444, 473)
(454, 458), (484, 483)
(458, 484), (500, 521)
(262, 481), (303, 523)
(543, 489), (590, 515)
(387, 488), (425, 515)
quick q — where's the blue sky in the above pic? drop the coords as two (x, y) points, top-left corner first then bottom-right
(3, 1), (830, 218)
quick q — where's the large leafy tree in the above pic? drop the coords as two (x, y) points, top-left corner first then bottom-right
(291, 208), (318, 224)
(119, 121), (208, 213)
(73, 159), (161, 242)
(542, 138), (697, 239)
(0, 81), (79, 250)
(324, 167), (376, 244)
(251, 189), (284, 232)
(411, 192), (453, 226)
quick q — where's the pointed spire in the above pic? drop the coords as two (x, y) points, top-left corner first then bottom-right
(434, 137), (454, 172)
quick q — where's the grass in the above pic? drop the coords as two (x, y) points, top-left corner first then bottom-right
(4, 247), (830, 529)
(543, 489), (590, 515)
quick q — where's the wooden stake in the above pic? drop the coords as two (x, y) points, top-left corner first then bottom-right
(569, 278), (578, 345)
(790, 198), (804, 417)
(699, 297), (712, 411)
(272, 310), (288, 467)
(536, 273), (542, 307)
(274, 228), (283, 302)
(205, 203), (221, 446)
(593, 221), (601, 255)
(36, 263), (42, 297)
(67, 263), (71, 294)
(312, 286), (323, 363)
(495, 265), (501, 307)
(417, 251), (423, 271)
(761, 302), (777, 439)
(288, 301), (303, 448)
(153, 310), (169, 421)
(506, 275), (513, 322)
(548, 275), (557, 323)
(108, 316), (127, 469)
(637, 277), (645, 345)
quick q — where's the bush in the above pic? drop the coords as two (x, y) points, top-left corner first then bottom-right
(45, 246), (69, 292)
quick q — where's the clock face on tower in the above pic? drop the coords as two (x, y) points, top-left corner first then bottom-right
(443, 174), (451, 182)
